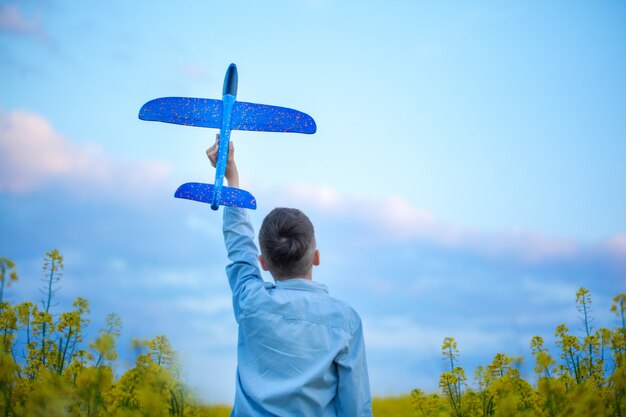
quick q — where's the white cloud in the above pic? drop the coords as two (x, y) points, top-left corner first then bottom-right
(521, 276), (579, 306)
(0, 4), (50, 43)
(179, 63), (208, 80)
(605, 234), (626, 258)
(465, 228), (579, 263)
(0, 110), (171, 198)
(363, 315), (522, 358)
(260, 183), (623, 265)
(277, 183), (437, 241)
(175, 294), (232, 316)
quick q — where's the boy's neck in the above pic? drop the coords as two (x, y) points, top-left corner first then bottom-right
(275, 275), (312, 282)
(274, 269), (313, 281)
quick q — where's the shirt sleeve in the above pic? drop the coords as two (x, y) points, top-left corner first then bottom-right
(335, 318), (373, 416)
(223, 207), (264, 320)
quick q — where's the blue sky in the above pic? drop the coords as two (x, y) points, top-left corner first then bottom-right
(1, 0), (625, 403)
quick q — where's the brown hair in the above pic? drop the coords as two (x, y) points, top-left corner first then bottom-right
(259, 207), (316, 279)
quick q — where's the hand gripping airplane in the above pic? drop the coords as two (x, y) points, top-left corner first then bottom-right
(138, 63), (316, 210)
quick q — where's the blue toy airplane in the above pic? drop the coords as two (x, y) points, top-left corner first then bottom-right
(138, 63), (316, 210)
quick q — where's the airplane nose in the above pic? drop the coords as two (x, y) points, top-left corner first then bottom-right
(223, 63), (238, 96)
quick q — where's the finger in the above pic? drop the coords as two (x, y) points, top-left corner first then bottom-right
(206, 147), (218, 169)
(206, 145), (217, 159)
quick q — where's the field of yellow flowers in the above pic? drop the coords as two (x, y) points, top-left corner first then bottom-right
(1, 252), (624, 416)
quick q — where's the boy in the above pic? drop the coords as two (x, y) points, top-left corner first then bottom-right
(206, 136), (372, 416)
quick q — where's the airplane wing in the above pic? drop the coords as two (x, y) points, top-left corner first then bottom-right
(138, 97), (223, 128)
(139, 97), (316, 134)
(174, 182), (257, 210)
(231, 101), (316, 134)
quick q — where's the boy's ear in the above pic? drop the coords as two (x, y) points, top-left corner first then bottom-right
(258, 255), (270, 271)
(313, 249), (320, 266)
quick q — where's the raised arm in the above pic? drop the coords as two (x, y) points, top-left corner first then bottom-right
(206, 133), (239, 188)
(209, 136), (263, 319)
(223, 207), (263, 319)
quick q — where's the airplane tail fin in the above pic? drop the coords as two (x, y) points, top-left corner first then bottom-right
(174, 183), (257, 210)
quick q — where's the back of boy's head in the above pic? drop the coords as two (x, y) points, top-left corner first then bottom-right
(259, 207), (316, 279)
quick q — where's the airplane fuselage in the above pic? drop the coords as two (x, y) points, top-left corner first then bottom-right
(212, 64), (239, 210)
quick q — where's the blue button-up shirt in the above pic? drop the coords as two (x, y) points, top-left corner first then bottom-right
(223, 207), (372, 416)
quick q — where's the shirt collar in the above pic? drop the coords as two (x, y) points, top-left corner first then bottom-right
(274, 278), (329, 294)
